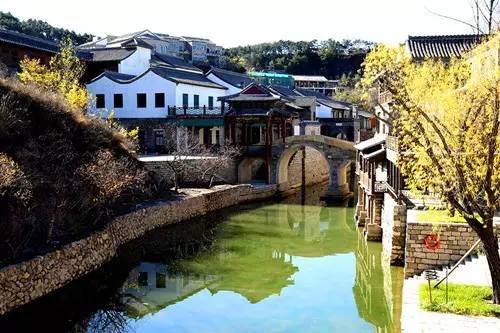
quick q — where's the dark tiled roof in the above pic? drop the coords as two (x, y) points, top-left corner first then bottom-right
(151, 67), (227, 89)
(0, 29), (59, 53)
(151, 53), (201, 72)
(102, 71), (136, 81)
(87, 70), (136, 84)
(294, 88), (352, 110)
(407, 34), (486, 60)
(223, 95), (279, 102)
(207, 67), (255, 88)
(85, 48), (135, 62)
(268, 85), (301, 98)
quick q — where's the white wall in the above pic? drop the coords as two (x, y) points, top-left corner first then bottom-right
(175, 83), (227, 108)
(118, 47), (152, 75)
(206, 73), (242, 95)
(87, 71), (176, 118)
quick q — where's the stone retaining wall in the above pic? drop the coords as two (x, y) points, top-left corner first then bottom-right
(404, 220), (499, 278)
(142, 158), (238, 186)
(0, 184), (276, 316)
(381, 193), (407, 266)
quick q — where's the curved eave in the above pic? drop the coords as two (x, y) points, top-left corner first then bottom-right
(87, 69), (153, 85)
(207, 71), (250, 90)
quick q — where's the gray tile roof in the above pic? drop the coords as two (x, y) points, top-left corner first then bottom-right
(151, 53), (201, 72)
(85, 48), (135, 62)
(268, 85), (301, 98)
(207, 67), (255, 88)
(151, 67), (227, 89)
(294, 88), (352, 110)
(407, 34), (486, 60)
(0, 29), (59, 53)
(102, 71), (136, 81)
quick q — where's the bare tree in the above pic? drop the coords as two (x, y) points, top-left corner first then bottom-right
(193, 142), (241, 188)
(160, 124), (206, 192)
(160, 124), (240, 191)
(427, 0), (499, 34)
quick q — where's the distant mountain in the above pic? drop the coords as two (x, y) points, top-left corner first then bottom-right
(224, 39), (375, 79)
(0, 11), (93, 45)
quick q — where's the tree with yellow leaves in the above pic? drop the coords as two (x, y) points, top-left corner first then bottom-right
(361, 34), (500, 303)
(18, 38), (88, 109)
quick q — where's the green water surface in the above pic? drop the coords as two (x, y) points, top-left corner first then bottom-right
(116, 200), (403, 333)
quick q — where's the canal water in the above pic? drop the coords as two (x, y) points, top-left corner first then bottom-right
(0, 186), (403, 333)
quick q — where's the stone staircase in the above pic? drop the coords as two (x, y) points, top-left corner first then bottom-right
(407, 253), (491, 287)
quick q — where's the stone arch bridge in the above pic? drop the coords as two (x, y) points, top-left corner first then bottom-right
(239, 135), (356, 199)
(271, 135), (356, 198)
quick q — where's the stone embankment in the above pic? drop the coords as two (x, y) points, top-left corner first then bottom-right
(404, 220), (500, 278)
(0, 184), (276, 316)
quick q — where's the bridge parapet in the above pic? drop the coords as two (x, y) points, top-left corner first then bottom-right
(284, 135), (356, 151)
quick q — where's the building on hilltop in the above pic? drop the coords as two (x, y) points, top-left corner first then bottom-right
(0, 28), (59, 73)
(292, 75), (340, 96)
(248, 71), (295, 89)
(78, 29), (224, 67)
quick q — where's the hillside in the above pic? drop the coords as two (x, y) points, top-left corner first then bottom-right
(224, 39), (375, 79)
(0, 11), (93, 45)
(0, 78), (165, 266)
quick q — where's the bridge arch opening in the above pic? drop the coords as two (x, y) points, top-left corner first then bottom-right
(238, 157), (267, 184)
(276, 144), (331, 193)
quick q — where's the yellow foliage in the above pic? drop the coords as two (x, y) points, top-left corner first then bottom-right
(361, 33), (500, 224)
(18, 39), (88, 110)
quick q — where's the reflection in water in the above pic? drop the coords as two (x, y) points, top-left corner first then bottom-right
(116, 189), (402, 332)
(0, 185), (403, 332)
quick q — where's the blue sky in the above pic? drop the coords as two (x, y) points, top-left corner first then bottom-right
(5, 0), (477, 47)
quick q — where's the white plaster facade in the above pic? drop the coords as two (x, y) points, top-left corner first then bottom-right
(87, 71), (227, 119)
(118, 47), (153, 75)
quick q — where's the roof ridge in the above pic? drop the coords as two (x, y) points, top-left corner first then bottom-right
(0, 28), (59, 46)
(408, 34), (487, 40)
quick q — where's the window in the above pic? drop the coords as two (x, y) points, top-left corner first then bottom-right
(154, 129), (165, 146)
(155, 93), (165, 108)
(113, 94), (123, 108)
(138, 272), (148, 286)
(156, 272), (166, 288)
(137, 93), (147, 108)
(208, 96), (214, 110)
(96, 94), (105, 108)
(193, 95), (199, 109)
(182, 93), (189, 107)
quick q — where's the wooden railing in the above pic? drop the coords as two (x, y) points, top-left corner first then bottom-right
(168, 106), (223, 116)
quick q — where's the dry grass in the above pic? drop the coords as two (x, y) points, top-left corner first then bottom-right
(0, 77), (167, 265)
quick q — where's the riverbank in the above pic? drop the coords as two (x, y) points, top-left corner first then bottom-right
(0, 184), (277, 316)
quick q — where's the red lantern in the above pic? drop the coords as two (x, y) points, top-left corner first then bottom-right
(424, 233), (441, 251)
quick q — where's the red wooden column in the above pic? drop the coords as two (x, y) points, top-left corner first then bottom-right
(281, 116), (286, 142)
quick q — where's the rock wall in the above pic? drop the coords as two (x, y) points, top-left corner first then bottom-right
(141, 158), (238, 186)
(381, 193), (407, 266)
(0, 184), (276, 316)
(404, 221), (499, 278)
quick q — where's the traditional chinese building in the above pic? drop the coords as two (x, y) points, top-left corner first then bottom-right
(220, 83), (302, 183)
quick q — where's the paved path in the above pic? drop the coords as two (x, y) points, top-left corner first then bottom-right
(401, 255), (500, 333)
